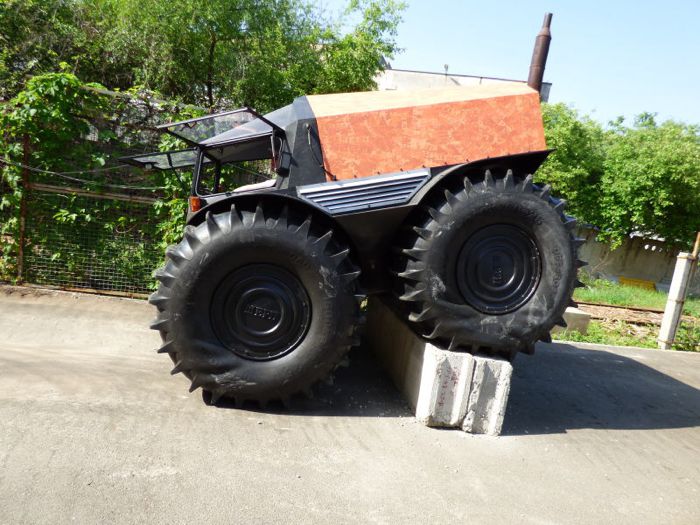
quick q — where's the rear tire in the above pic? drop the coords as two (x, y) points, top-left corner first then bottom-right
(393, 168), (583, 359)
(149, 201), (364, 406)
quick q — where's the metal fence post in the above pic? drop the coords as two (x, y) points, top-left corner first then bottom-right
(17, 135), (30, 284)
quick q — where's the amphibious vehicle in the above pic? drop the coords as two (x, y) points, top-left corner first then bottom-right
(125, 80), (582, 406)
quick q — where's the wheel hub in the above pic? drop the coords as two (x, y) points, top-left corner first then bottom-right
(211, 265), (311, 360)
(456, 224), (541, 314)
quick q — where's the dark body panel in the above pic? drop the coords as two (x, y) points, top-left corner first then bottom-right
(267, 97), (326, 187)
(186, 150), (551, 294)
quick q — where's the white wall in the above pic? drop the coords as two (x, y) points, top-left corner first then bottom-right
(375, 68), (551, 101)
(578, 226), (700, 296)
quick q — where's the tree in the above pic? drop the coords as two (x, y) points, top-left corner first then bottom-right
(539, 103), (700, 249)
(536, 103), (606, 227)
(313, 0), (404, 93)
(0, 0), (404, 110)
(599, 115), (700, 247)
(0, 0), (131, 100)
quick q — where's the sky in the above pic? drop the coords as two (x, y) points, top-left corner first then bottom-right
(321, 0), (700, 126)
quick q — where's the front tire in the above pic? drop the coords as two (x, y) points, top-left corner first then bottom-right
(149, 202), (364, 406)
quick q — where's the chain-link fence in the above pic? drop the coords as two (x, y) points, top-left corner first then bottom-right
(0, 87), (200, 296)
(23, 184), (163, 296)
(0, 87), (281, 296)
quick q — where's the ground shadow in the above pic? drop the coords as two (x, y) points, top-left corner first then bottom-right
(211, 343), (412, 417)
(212, 340), (700, 431)
(503, 343), (700, 435)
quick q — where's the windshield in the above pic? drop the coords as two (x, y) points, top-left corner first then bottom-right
(158, 108), (275, 146)
(197, 159), (273, 195)
(119, 148), (211, 170)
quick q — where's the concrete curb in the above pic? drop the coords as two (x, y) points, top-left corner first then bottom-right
(551, 306), (591, 335)
(554, 340), (700, 355)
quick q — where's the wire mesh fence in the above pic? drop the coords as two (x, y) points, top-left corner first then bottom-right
(23, 186), (163, 295)
(0, 87), (200, 296)
(0, 83), (289, 296)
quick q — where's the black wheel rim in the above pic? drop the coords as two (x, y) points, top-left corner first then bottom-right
(211, 264), (311, 360)
(456, 224), (541, 314)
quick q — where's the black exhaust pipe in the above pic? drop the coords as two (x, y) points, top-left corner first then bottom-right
(527, 13), (552, 98)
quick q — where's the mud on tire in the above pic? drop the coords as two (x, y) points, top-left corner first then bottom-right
(393, 168), (584, 359)
(149, 201), (365, 406)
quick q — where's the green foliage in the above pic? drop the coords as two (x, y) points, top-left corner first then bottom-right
(539, 104), (700, 249)
(0, 0), (404, 110)
(537, 103), (606, 226)
(552, 320), (658, 349)
(150, 164), (191, 250)
(674, 321), (700, 352)
(561, 277), (700, 352)
(0, 0), (78, 98)
(313, 0), (404, 94)
(553, 320), (657, 348)
(0, 71), (105, 279)
(29, 193), (162, 292)
(0, 0), (404, 290)
(599, 115), (700, 247)
(0, 0), (133, 99)
(1, 71), (108, 169)
(554, 318), (699, 352)
(574, 277), (700, 318)
(0, 71), (199, 286)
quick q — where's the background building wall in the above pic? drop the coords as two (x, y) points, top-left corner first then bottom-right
(375, 68), (551, 101)
(578, 226), (700, 296)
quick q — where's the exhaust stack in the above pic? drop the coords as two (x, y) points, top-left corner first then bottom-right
(527, 13), (553, 98)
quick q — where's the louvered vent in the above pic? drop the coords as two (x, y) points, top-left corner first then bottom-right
(297, 169), (430, 215)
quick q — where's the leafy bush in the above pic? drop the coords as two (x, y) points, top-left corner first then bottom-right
(0, 72), (197, 288)
(553, 320), (658, 349)
(674, 321), (700, 352)
(0, 0), (404, 110)
(574, 277), (700, 318)
(539, 104), (700, 250)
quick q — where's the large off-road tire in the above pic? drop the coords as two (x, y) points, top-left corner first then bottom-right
(393, 168), (584, 359)
(149, 201), (365, 406)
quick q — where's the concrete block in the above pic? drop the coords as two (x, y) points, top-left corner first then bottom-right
(462, 357), (512, 435)
(367, 297), (513, 435)
(551, 306), (591, 335)
(414, 345), (475, 426)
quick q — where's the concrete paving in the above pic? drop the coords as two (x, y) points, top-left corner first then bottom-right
(1, 285), (699, 524)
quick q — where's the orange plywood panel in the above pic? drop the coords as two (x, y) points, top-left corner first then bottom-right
(312, 88), (546, 181)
